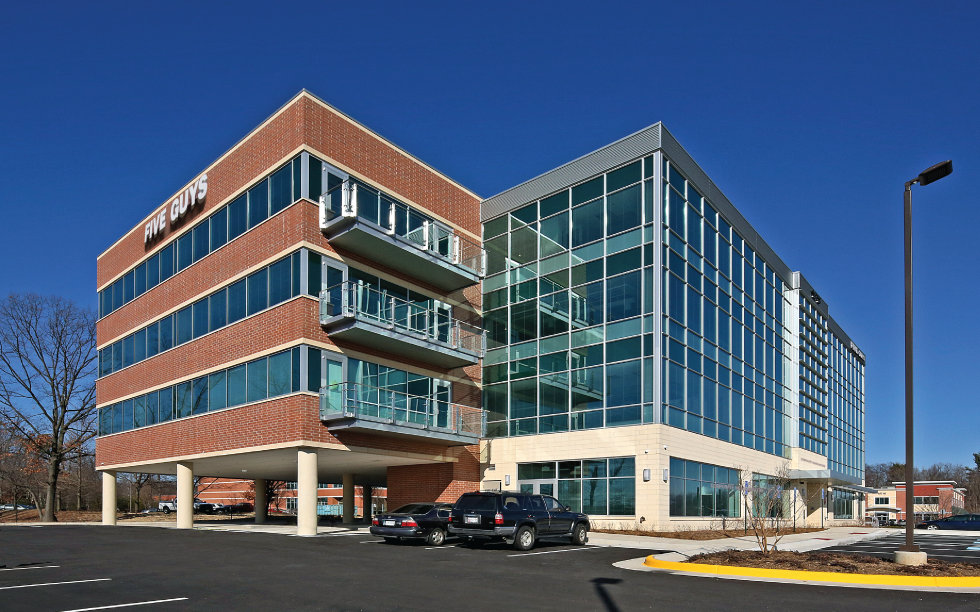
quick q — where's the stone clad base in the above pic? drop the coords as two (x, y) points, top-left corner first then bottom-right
(894, 550), (927, 566)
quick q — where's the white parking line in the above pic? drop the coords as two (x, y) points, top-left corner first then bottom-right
(425, 546), (456, 550)
(359, 540), (384, 544)
(0, 578), (111, 590)
(0, 565), (59, 572)
(59, 598), (188, 611)
(508, 546), (602, 557)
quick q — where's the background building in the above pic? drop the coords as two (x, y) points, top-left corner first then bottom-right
(867, 481), (966, 524)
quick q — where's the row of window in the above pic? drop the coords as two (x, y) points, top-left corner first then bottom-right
(99, 346), (320, 436)
(99, 153), (333, 319)
(99, 251), (314, 378)
(516, 457), (636, 516)
(668, 458), (742, 518)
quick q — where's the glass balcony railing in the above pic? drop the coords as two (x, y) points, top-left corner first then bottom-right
(320, 382), (485, 443)
(319, 180), (485, 291)
(319, 282), (485, 367)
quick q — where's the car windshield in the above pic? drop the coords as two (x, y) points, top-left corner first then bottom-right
(392, 504), (434, 514)
(454, 495), (497, 511)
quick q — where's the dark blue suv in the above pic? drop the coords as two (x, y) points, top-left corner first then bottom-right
(448, 491), (590, 551)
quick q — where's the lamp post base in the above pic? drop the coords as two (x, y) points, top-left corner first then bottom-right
(895, 550), (927, 566)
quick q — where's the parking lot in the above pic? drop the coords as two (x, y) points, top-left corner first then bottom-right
(820, 531), (980, 564)
(2, 525), (979, 611)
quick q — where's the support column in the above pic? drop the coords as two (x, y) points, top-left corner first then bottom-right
(342, 473), (355, 524)
(176, 461), (194, 529)
(101, 470), (117, 525)
(297, 448), (319, 536)
(254, 479), (267, 524)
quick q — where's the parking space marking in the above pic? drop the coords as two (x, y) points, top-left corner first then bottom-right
(508, 546), (602, 557)
(0, 565), (59, 572)
(60, 598), (188, 611)
(424, 546), (457, 550)
(0, 578), (111, 590)
(358, 540), (384, 544)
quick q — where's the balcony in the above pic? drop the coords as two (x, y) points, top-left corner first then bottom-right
(319, 180), (485, 292)
(320, 282), (485, 368)
(320, 383), (485, 445)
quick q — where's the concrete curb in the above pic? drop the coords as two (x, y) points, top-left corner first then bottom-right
(622, 555), (980, 592)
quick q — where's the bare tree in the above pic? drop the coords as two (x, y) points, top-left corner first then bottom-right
(864, 462), (890, 489)
(244, 479), (289, 513)
(0, 294), (98, 522)
(737, 464), (792, 554)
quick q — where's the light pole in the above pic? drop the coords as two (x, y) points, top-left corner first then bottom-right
(896, 160), (953, 566)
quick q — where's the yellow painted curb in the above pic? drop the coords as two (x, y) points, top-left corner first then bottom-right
(643, 557), (980, 588)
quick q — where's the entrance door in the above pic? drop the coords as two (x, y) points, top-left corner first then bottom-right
(433, 380), (451, 429)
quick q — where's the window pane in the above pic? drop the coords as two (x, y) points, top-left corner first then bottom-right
(145, 391), (158, 426)
(307, 347), (321, 392)
(193, 299), (209, 339)
(135, 263), (146, 297)
(122, 399), (133, 431)
(177, 233), (192, 272)
(572, 177), (603, 206)
(248, 269), (268, 315)
(606, 184), (641, 236)
(133, 394), (145, 428)
(210, 289), (227, 332)
(159, 388), (173, 422)
(211, 206), (227, 251)
(606, 271), (640, 322)
(193, 221), (209, 263)
(146, 254), (159, 289)
(572, 199), (603, 247)
(176, 382), (192, 418)
(247, 358), (268, 403)
(123, 334), (134, 368)
(146, 322), (159, 359)
(160, 243), (175, 281)
(308, 251), (322, 297)
(124, 271), (135, 303)
(607, 161), (641, 192)
(192, 376), (209, 415)
(228, 195), (247, 240)
(269, 258), (292, 306)
(268, 351), (291, 397)
(134, 328), (146, 363)
(159, 315), (173, 352)
(248, 179), (269, 228)
(228, 279), (246, 323)
(606, 360), (641, 407)
(176, 306), (192, 345)
(582, 479), (607, 515)
(558, 479), (582, 513)
(208, 371), (226, 412)
(269, 164), (292, 215)
(227, 364), (246, 407)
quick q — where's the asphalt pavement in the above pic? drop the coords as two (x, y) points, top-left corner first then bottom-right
(1, 525), (978, 611)
(822, 531), (980, 564)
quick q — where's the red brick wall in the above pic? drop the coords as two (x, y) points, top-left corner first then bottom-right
(386, 445), (481, 508)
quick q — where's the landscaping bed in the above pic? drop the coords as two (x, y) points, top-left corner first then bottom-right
(688, 550), (980, 577)
(592, 527), (826, 541)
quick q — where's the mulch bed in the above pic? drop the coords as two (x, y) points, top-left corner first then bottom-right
(688, 550), (980, 577)
(592, 527), (826, 541)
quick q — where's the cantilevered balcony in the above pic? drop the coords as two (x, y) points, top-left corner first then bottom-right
(320, 282), (485, 368)
(319, 180), (485, 292)
(320, 383), (485, 445)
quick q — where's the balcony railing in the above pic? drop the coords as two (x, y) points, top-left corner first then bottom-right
(319, 180), (485, 291)
(320, 382), (485, 444)
(319, 282), (485, 368)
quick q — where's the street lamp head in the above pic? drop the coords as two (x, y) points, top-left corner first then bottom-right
(917, 160), (953, 186)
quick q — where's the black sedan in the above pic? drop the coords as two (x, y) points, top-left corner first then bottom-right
(917, 514), (980, 530)
(370, 503), (453, 545)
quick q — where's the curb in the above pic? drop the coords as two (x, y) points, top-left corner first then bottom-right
(642, 556), (980, 589)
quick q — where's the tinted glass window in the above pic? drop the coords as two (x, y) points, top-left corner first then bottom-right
(177, 233), (192, 272)
(209, 289), (226, 332)
(193, 222), (209, 263)
(209, 371), (226, 412)
(268, 351), (291, 398)
(269, 258), (292, 306)
(247, 358), (267, 403)
(159, 388), (173, 422)
(572, 199), (602, 247)
(193, 299), (209, 339)
(159, 315), (173, 351)
(146, 254), (159, 289)
(160, 244), (175, 281)
(228, 279), (247, 324)
(248, 179), (269, 229)
(454, 495), (497, 512)
(210, 207), (227, 251)
(501, 495), (525, 511)
(228, 194), (247, 240)
(393, 504), (435, 514)
(269, 165), (292, 215)
(248, 269), (268, 315)
(176, 306), (192, 345)
(529, 496), (546, 511)
(192, 376), (209, 415)
(227, 364), (246, 407)
(135, 263), (146, 297)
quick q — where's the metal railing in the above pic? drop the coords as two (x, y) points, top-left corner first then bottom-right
(319, 282), (486, 357)
(319, 180), (486, 277)
(320, 382), (486, 437)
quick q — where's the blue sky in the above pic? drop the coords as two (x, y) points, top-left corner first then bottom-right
(1, 1), (976, 466)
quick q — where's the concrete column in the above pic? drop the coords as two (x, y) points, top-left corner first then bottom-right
(342, 473), (355, 524)
(176, 461), (194, 529)
(101, 470), (117, 525)
(296, 448), (319, 536)
(254, 479), (267, 524)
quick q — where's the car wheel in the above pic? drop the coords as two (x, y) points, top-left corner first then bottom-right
(384, 537), (400, 544)
(426, 528), (446, 546)
(513, 525), (536, 551)
(571, 523), (589, 546)
(162, 507), (170, 514)
(927, 524), (939, 530)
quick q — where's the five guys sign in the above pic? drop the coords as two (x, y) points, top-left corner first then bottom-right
(144, 173), (209, 243)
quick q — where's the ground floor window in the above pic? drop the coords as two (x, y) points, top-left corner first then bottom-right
(517, 457), (635, 515)
(669, 458), (741, 518)
(832, 489), (855, 519)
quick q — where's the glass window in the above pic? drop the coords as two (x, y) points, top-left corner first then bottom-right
(572, 199), (603, 247)
(606, 271), (640, 322)
(159, 388), (173, 422)
(134, 328), (146, 363)
(269, 258), (292, 306)
(176, 233), (192, 272)
(248, 179), (269, 228)
(248, 269), (268, 316)
(134, 263), (146, 298)
(247, 357), (268, 403)
(145, 391), (158, 426)
(228, 194), (247, 240)
(193, 221), (209, 263)
(227, 364), (246, 407)
(176, 382), (192, 418)
(124, 271), (135, 303)
(209, 371), (226, 412)
(192, 376), (209, 415)
(572, 177), (603, 206)
(193, 298), (209, 339)
(159, 315), (173, 352)
(211, 207), (227, 251)
(146, 254), (159, 290)
(268, 351), (291, 398)
(146, 322), (159, 358)
(176, 306), (192, 345)
(133, 395), (145, 428)
(606, 184), (641, 236)
(160, 243), (175, 282)
(606, 360), (641, 407)
(123, 334), (134, 368)
(307, 347), (322, 393)
(269, 164), (292, 215)
(541, 191), (569, 218)
(228, 279), (246, 324)
(209, 289), (227, 332)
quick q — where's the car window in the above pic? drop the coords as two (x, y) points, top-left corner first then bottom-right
(455, 495), (497, 512)
(544, 496), (563, 511)
(393, 504), (435, 514)
(529, 496), (546, 511)
(502, 495), (524, 511)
